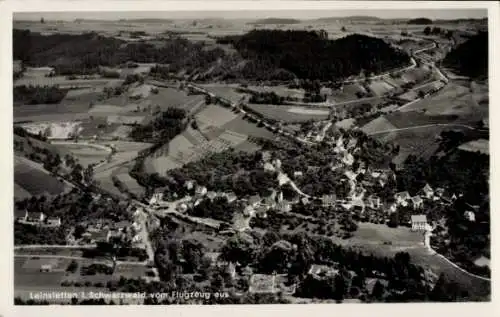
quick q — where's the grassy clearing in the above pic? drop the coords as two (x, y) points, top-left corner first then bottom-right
(14, 257), (68, 288)
(52, 143), (111, 168)
(246, 104), (329, 123)
(196, 104), (238, 128)
(397, 83), (483, 118)
(115, 166), (146, 196)
(148, 87), (203, 111)
(361, 116), (397, 135)
(221, 114), (275, 139)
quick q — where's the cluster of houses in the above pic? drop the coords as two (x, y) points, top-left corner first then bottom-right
(67, 218), (142, 246)
(15, 210), (62, 228)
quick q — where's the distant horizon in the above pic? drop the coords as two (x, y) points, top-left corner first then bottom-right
(14, 9), (488, 22)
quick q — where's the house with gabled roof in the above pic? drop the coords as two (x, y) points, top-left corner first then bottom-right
(247, 194), (262, 208)
(411, 214), (427, 231)
(367, 195), (381, 209)
(308, 264), (339, 280)
(394, 191), (411, 206)
(46, 216), (62, 227)
(223, 192), (238, 203)
(421, 184), (434, 199)
(195, 185), (207, 196)
(206, 191), (218, 201)
(184, 180), (195, 191)
(411, 196), (424, 209)
(26, 211), (46, 224)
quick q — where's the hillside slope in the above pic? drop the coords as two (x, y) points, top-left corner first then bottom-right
(443, 31), (488, 79)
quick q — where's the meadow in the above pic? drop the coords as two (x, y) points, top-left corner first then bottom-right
(14, 156), (69, 196)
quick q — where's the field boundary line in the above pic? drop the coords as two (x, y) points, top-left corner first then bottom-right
(428, 246), (491, 282)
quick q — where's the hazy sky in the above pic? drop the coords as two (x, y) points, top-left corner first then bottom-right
(14, 9), (488, 21)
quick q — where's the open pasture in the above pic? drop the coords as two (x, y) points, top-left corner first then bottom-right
(361, 116), (397, 135)
(246, 104), (329, 123)
(14, 256), (69, 288)
(196, 104), (238, 128)
(399, 83), (488, 120)
(114, 165), (146, 197)
(221, 114), (275, 139)
(52, 142), (111, 168)
(199, 84), (247, 103)
(330, 83), (368, 103)
(14, 76), (123, 89)
(147, 87), (204, 112)
(368, 80), (395, 96)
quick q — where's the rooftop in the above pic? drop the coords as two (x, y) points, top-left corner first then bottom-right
(411, 214), (427, 223)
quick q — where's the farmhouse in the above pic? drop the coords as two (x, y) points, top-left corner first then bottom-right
(195, 185), (208, 197)
(247, 194), (262, 208)
(411, 196), (424, 209)
(277, 201), (292, 212)
(40, 264), (54, 272)
(301, 197), (310, 205)
(206, 191), (218, 201)
(26, 211), (46, 224)
(45, 216), (62, 227)
(149, 191), (164, 205)
(308, 264), (339, 280)
(263, 162), (275, 172)
(243, 205), (255, 217)
(294, 171), (303, 178)
(184, 180), (195, 190)
(222, 192), (237, 203)
(394, 191), (411, 206)
(464, 211), (476, 222)
(367, 195), (381, 209)
(82, 229), (110, 243)
(411, 215), (428, 231)
(421, 184), (434, 199)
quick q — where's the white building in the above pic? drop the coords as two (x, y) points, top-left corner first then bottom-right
(411, 214), (427, 231)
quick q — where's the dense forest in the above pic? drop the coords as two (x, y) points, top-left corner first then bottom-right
(14, 85), (68, 105)
(13, 29), (226, 76)
(217, 30), (410, 81)
(443, 31), (488, 78)
(407, 18), (433, 25)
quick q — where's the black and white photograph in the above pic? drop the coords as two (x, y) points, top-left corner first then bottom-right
(4, 0), (496, 310)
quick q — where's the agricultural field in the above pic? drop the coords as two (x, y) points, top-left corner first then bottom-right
(147, 87), (205, 112)
(198, 84), (247, 103)
(221, 114), (276, 139)
(51, 142), (111, 168)
(368, 79), (395, 96)
(196, 104), (238, 128)
(329, 83), (368, 103)
(246, 104), (329, 123)
(114, 165), (146, 197)
(246, 85), (304, 99)
(14, 256), (69, 289)
(398, 82), (488, 120)
(361, 116), (397, 135)
(14, 76), (123, 89)
(14, 156), (70, 197)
